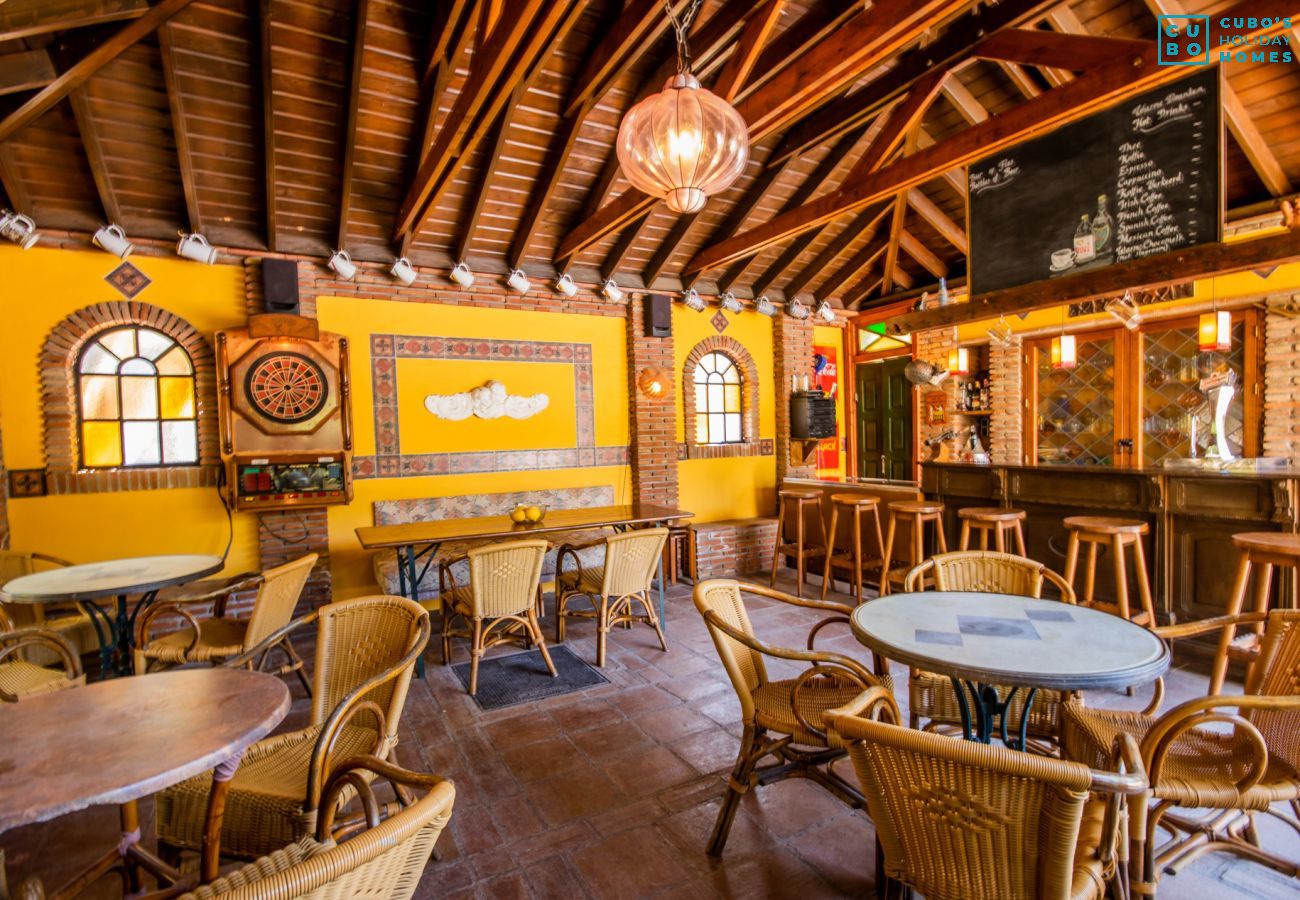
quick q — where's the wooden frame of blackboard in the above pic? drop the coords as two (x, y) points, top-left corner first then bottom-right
(965, 65), (1225, 298)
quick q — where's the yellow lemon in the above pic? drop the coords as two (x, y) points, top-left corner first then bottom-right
(510, 507), (527, 523)
(526, 506), (542, 522)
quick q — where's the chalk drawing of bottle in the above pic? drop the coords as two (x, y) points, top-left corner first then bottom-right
(1092, 194), (1112, 252)
(1074, 214), (1096, 263)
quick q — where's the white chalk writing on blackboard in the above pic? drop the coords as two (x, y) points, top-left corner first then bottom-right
(968, 159), (1022, 195)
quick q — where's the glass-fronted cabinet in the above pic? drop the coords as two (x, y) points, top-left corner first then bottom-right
(1024, 310), (1259, 467)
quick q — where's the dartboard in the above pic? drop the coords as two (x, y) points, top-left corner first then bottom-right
(244, 352), (329, 424)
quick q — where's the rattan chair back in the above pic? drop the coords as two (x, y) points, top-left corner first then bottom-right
(905, 550), (1076, 602)
(466, 539), (547, 619)
(245, 554), (318, 650)
(693, 579), (769, 722)
(601, 528), (669, 597)
(0, 551), (74, 627)
(1243, 609), (1300, 772)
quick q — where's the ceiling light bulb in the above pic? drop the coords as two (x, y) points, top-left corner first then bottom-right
(719, 291), (742, 314)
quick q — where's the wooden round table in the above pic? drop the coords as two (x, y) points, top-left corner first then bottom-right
(1, 555), (224, 677)
(850, 591), (1169, 748)
(0, 668), (289, 893)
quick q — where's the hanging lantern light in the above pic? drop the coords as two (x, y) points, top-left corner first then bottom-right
(615, 0), (749, 214)
(1199, 310), (1231, 352)
(947, 347), (970, 376)
(1051, 334), (1077, 370)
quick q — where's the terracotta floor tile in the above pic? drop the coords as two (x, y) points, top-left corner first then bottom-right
(569, 719), (652, 759)
(787, 815), (878, 896)
(500, 736), (583, 783)
(569, 826), (693, 900)
(673, 728), (742, 775)
(706, 844), (841, 900)
(483, 712), (566, 749)
(658, 797), (778, 863)
(523, 767), (627, 827)
(660, 671), (734, 704)
(486, 794), (548, 844)
(548, 696), (624, 732)
(521, 854), (591, 900)
(737, 778), (854, 840)
(634, 704), (718, 742)
(603, 745), (698, 798)
(615, 684), (682, 715)
(474, 871), (532, 900)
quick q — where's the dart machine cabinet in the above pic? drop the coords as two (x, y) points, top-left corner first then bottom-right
(216, 314), (353, 511)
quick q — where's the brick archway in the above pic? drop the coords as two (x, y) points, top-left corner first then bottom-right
(40, 302), (218, 493)
(681, 335), (764, 459)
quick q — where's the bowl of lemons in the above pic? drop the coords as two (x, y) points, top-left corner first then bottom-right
(510, 503), (546, 525)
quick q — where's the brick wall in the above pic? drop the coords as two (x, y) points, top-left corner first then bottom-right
(774, 314), (815, 487)
(257, 508), (332, 609)
(627, 298), (679, 507)
(692, 518), (778, 578)
(989, 338), (1024, 465)
(913, 327), (956, 448)
(1263, 294), (1300, 462)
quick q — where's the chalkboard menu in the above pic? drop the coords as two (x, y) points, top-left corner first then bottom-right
(968, 68), (1221, 296)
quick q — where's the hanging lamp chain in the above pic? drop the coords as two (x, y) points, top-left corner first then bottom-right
(664, 0), (705, 74)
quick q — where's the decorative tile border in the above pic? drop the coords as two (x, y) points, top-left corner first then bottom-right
(367, 334), (622, 478)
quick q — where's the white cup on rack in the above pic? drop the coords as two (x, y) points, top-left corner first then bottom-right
(327, 249), (357, 280)
(1, 212), (38, 249)
(506, 268), (531, 293)
(449, 261), (474, 287)
(93, 224), (133, 259)
(555, 273), (578, 297)
(390, 256), (417, 285)
(176, 232), (218, 264)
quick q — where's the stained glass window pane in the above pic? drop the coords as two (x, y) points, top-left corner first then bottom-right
(123, 421), (161, 465)
(723, 384), (741, 412)
(707, 383), (724, 411)
(137, 329), (175, 361)
(119, 358), (156, 376)
(82, 421), (122, 467)
(722, 365), (739, 384)
(80, 343), (118, 374)
(80, 375), (119, 419)
(121, 376), (158, 419)
(155, 346), (193, 375)
(724, 414), (741, 443)
(709, 413), (725, 443)
(695, 414), (708, 443)
(159, 377), (195, 419)
(161, 421), (198, 464)
(99, 328), (136, 360)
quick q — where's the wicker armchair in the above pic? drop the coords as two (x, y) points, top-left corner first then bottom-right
(692, 578), (892, 856)
(903, 551), (1077, 745)
(134, 554), (317, 691)
(438, 539), (556, 695)
(1060, 609), (1300, 894)
(155, 595), (430, 862)
(0, 550), (96, 664)
(825, 687), (1147, 900)
(0, 608), (85, 701)
(555, 527), (669, 667)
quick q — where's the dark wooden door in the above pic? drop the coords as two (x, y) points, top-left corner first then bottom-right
(856, 358), (912, 480)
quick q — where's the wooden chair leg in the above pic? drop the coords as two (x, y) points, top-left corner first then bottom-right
(770, 500), (786, 587)
(528, 609), (558, 677)
(794, 502), (807, 598)
(1083, 542), (1099, 606)
(1064, 531), (1081, 596)
(644, 590), (668, 652)
(880, 514), (897, 597)
(1111, 535), (1132, 621)
(1013, 522), (1027, 556)
(1131, 534), (1156, 626)
(821, 505), (841, 602)
(959, 520), (971, 551)
(852, 509), (864, 605)
(911, 515), (923, 570)
(596, 596), (610, 667)
(994, 525), (1006, 553)
(707, 725), (764, 857)
(468, 619), (483, 695)
(1211, 554), (1254, 694)
(441, 607), (454, 666)
(979, 527), (989, 551)
(281, 640), (313, 697)
(554, 591), (566, 644)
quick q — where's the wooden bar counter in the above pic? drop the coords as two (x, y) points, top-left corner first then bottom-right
(921, 461), (1300, 627)
(782, 476), (925, 578)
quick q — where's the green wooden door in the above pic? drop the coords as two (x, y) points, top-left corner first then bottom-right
(856, 358), (912, 480)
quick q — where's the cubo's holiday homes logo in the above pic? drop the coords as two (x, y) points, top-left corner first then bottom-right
(1158, 14), (1294, 65)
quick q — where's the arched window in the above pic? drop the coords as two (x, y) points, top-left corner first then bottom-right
(77, 325), (199, 468)
(692, 351), (743, 445)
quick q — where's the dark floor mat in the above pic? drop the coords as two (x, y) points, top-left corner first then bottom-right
(451, 644), (609, 711)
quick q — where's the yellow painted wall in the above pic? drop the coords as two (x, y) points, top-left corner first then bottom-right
(673, 305), (777, 522)
(813, 324), (847, 478)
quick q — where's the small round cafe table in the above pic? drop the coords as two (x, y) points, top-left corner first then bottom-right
(850, 591), (1170, 749)
(1, 554), (223, 677)
(0, 668), (289, 896)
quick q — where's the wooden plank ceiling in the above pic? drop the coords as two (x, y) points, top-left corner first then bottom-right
(0, 0), (1297, 311)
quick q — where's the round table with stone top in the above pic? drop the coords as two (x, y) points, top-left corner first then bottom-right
(1, 554), (224, 677)
(850, 591), (1170, 748)
(0, 668), (290, 893)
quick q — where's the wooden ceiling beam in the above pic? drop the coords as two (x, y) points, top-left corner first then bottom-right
(766, 0), (1059, 169)
(974, 28), (1150, 72)
(941, 75), (989, 124)
(712, 0), (784, 102)
(816, 234), (888, 302)
(786, 204), (888, 299)
(509, 96), (593, 271)
(157, 22), (199, 234)
(0, 0), (199, 145)
(681, 3), (1300, 278)
(336, 0), (370, 250)
(729, 1), (860, 103)
(68, 88), (123, 226)
(602, 211), (654, 282)
(998, 60), (1042, 98)
(899, 228), (949, 278)
(0, 50), (57, 97)
(906, 187), (967, 253)
(915, 127), (967, 197)
(880, 192), (908, 295)
(0, 145), (31, 214)
(563, 0), (682, 118)
(458, 87), (523, 265)
(642, 213), (700, 288)
(258, 0), (277, 252)
(0, 0), (148, 41)
(424, 0), (473, 81)
(842, 275), (884, 310)
(845, 69), (947, 181)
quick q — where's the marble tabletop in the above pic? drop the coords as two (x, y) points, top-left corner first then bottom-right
(0, 554), (224, 603)
(0, 668), (289, 834)
(850, 591), (1169, 691)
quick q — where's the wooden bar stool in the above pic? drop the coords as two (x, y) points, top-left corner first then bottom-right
(769, 490), (827, 599)
(1209, 531), (1300, 695)
(880, 500), (946, 596)
(1062, 516), (1155, 626)
(958, 507), (1027, 555)
(821, 494), (885, 604)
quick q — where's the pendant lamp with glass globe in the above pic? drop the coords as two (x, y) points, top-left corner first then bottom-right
(615, 0), (749, 215)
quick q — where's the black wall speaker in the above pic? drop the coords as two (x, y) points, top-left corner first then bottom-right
(262, 258), (300, 314)
(645, 294), (671, 338)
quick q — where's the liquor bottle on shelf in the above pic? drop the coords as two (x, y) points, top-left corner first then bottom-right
(1074, 215), (1096, 263)
(1092, 194), (1112, 252)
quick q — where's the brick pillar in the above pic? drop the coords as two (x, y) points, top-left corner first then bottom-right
(627, 299), (679, 507)
(914, 327), (957, 449)
(1264, 295), (1300, 463)
(774, 314), (816, 488)
(989, 338), (1024, 465)
(257, 508), (332, 609)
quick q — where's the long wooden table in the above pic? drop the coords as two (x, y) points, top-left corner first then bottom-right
(356, 503), (693, 629)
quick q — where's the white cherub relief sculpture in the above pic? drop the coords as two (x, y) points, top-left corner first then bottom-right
(424, 379), (549, 421)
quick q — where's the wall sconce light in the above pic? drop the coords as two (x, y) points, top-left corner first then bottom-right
(1105, 289), (1141, 330)
(327, 249), (357, 280)
(1050, 334), (1077, 370)
(449, 261), (474, 287)
(0, 210), (39, 249)
(176, 232), (218, 264)
(93, 223), (133, 259)
(755, 295), (776, 317)
(637, 367), (670, 399)
(1198, 309), (1231, 352)
(986, 315), (1014, 348)
(683, 288), (706, 312)
(947, 347), (970, 376)
(815, 301), (837, 324)
(555, 273), (578, 297)
(602, 279), (624, 302)
(390, 256), (417, 285)
(719, 291), (742, 314)
(787, 299), (810, 320)
(506, 268), (531, 293)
